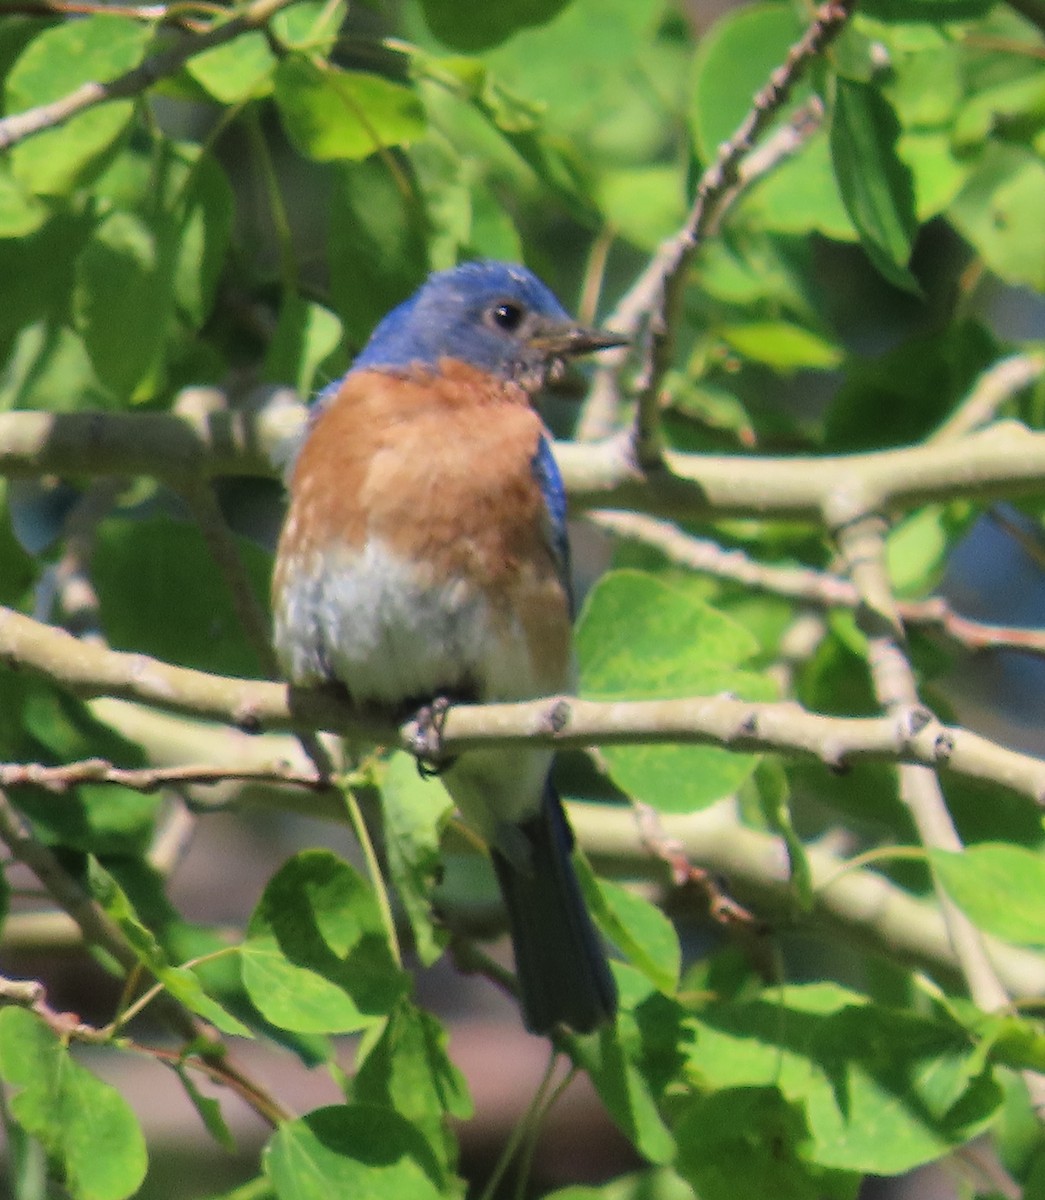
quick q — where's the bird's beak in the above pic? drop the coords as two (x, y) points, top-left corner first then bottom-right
(529, 321), (629, 358)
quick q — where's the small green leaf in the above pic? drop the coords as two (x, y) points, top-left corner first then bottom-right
(585, 869), (681, 994)
(185, 30), (275, 103)
(932, 844), (1045, 945)
(263, 296), (344, 397)
(719, 322), (844, 373)
(353, 999), (472, 1179)
(6, 16), (152, 195)
(0, 1008), (148, 1200)
(379, 751), (452, 967)
(242, 850), (410, 1034)
(173, 1063), (236, 1150)
(89, 860), (252, 1037)
(754, 759), (813, 912)
(577, 571), (773, 812)
(274, 58), (425, 162)
(263, 1104), (444, 1199)
(830, 79), (919, 292)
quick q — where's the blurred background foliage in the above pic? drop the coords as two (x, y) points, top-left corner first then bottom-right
(0, 0), (1044, 1196)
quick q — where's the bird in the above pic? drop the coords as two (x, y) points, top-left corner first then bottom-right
(272, 259), (622, 1034)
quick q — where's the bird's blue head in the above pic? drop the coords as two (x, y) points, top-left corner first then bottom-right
(350, 260), (624, 390)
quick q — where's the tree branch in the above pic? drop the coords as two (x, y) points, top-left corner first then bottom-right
(0, 0), (297, 151)
(3, 604), (1045, 805)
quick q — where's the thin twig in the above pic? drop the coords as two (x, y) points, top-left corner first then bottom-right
(0, 0), (297, 151)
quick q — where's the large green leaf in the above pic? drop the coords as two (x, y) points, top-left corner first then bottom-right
(0, 1008), (148, 1200)
(932, 844), (1045, 945)
(263, 1105), (444, 1200)
(274, 58), (425, 162)
(241, 850), (410, 1034)
(949, 144), (1045, 290)
(676, 1087), (859, 1200)
(6, 16), (153, 196)
(577, 570), (773, 812)
(352, 999), (472, 1180)
(72, 209), (176, 400)
(418, 0), (574, 52)
(685, 983), (1001, 1174)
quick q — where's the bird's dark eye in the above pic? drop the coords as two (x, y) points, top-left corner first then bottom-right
(489, 302), (525, 332)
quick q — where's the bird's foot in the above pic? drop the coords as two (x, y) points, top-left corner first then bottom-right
(410, 696), (455, 778)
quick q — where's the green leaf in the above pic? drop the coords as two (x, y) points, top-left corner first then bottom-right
(676, 1087), (859, 1200)
(92, 516), (271, 677)
(740, 136), (857, 240)
(830, 79), (919, 292)
(0, 1008), (148, 1200)
(419, 0), (573, 52)
(263, 295), (344, 397)
(379, 751), (453, 967)
(73, 209), (176, 400)
(172, 149), (234, 327)
(241, 850), (410, 1034)
(6, 16), (152, 196)
(274, 58), (425, 162)
(582, 867), (680, 994)
(753, 759), (813, 912)
(353, 999), (472, 1180)
(0, 161), (47, 237)
(578, 1020), (677, 1165)
(577, 571), (773, 812)
(185, 30), (275, 103)
(263, 1104), (444, 1199)
(173, 1063), (236, 1151)
(684, 983), (1001, 1173)
(719, 322), (844, 373)
(546, 1170), (696, 1200)
(89, 859), (252, 1037)
(932, 844), (1045, 945)
(691, 3), (806, 160)
(328, 157), (429, 348)
(948, 144), (1045, 290)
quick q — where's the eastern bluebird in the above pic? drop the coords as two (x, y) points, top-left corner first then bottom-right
(272, 260), (622, 1034)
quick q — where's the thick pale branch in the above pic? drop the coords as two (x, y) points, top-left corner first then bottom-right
(3, 605), (1045, 805)
(7, 405), (1045, 523)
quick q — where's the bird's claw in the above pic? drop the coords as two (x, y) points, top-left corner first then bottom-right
(411, 696), (454, 778)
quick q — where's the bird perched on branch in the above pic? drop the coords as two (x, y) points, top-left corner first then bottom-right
(272, 260), (622, 1034)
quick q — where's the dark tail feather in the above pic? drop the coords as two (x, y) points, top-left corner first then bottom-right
(490, 780), (617, 1035)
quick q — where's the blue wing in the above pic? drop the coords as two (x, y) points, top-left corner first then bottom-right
(531, 433), (574, 617)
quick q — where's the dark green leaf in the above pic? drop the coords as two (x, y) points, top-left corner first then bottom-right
(419, 0), (573, 52)
(328, 158), (429, 348)
(830, 79), (919, 291)
(0, 1008), (148, 1200)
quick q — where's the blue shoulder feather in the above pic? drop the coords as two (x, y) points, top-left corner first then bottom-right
(531, 434), (573, 616)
